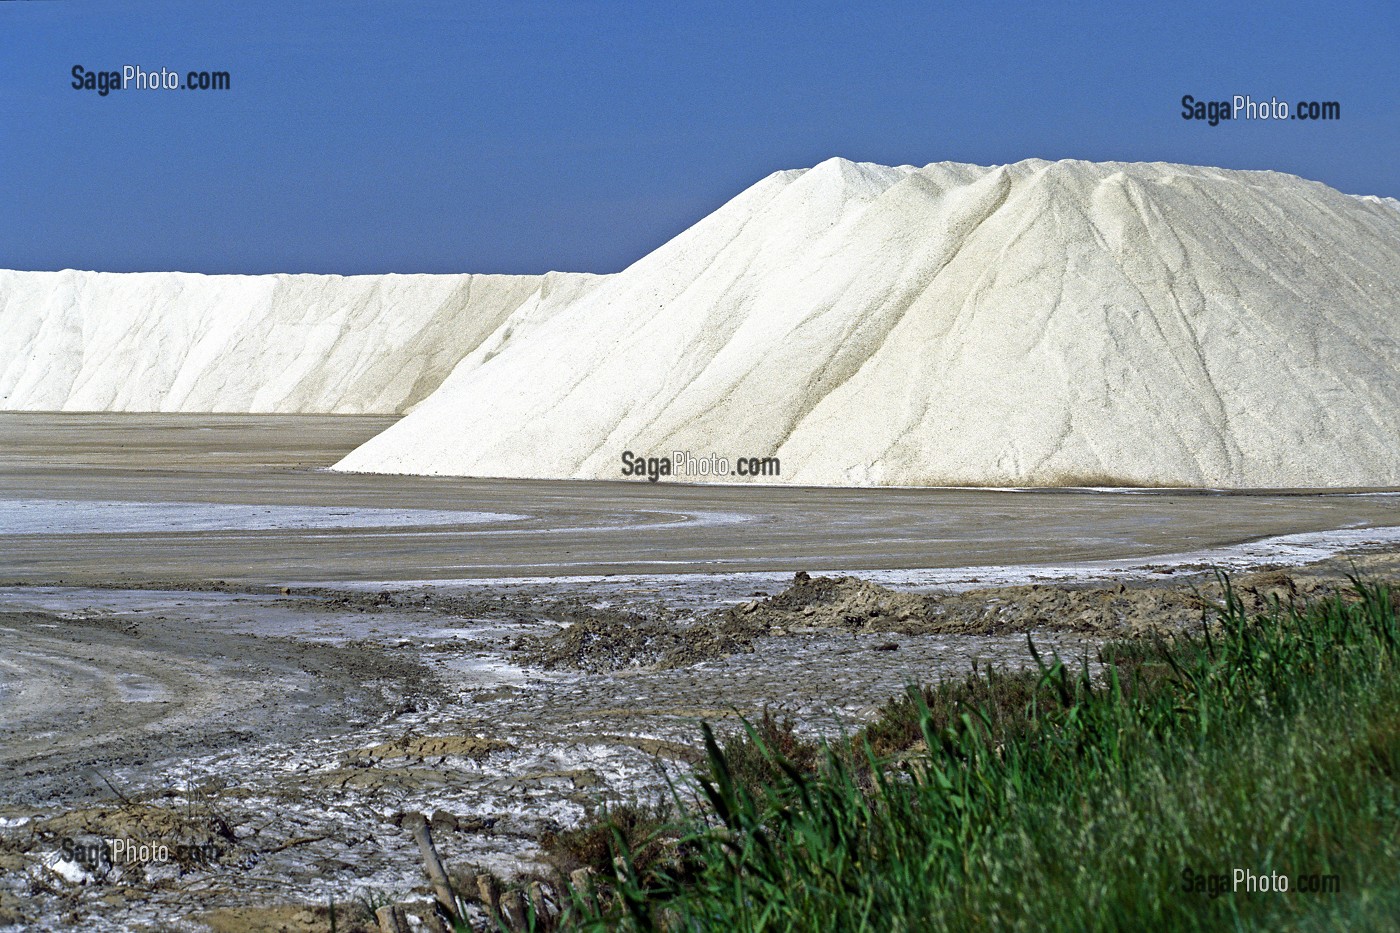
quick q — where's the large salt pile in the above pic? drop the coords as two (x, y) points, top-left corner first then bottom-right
(335, 158), (1400, 487)
(0, 270), (595, 413)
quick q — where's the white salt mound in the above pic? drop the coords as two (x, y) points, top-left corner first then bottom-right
(0, 270), (595, 413)
(335, 158), (1400, 487)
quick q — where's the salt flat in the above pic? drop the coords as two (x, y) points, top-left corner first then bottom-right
(1, 413), (1397, 586)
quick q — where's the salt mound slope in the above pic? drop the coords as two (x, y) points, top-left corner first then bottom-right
(337, 158), (1400, 487)
(0, 270), (595, 413)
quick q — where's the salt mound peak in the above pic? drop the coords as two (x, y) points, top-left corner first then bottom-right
(1356, 194), (1400, 212)
(336, 157), (1400, 487)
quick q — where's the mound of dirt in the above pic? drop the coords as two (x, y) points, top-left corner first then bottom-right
(521, 566), (1379, 672)
(519, 613), (765, 672)
(727, 570), (929, 628)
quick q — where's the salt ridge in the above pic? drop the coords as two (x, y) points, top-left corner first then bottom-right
(0, 269), (596, 413)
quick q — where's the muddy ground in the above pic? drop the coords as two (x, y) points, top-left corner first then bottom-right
(2, 551), (1397, 931)
(3, 414), (1399, 929)
(517, 554), (1399, 671)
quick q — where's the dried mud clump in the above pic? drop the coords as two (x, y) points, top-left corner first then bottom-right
(719, 570), (1213, 640)
(522, 566), (1375, 672)
(348, 733), (511, 762)
(722, 571), (928, 630)
(519, 612), (763, 672)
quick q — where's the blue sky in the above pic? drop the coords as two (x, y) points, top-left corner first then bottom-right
(2, 1), (1396, 274)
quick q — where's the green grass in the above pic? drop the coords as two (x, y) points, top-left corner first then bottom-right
(557, 576), (1400, 931)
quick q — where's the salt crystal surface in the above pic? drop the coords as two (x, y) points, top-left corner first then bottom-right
(0, 270), (596, 413)
(336, 158), (1400, 487)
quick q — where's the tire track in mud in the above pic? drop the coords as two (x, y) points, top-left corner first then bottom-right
(0, 610), (440, 807)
